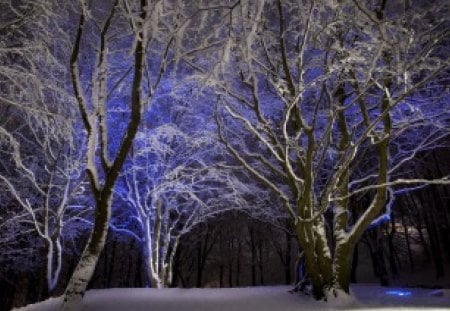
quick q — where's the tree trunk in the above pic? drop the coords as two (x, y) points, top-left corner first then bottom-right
(235, 240), (241, 287)
(285, 232), (292, 285)
(107, 237), (117, 286)
(350, 243), (359, 283)
(386, 217), (398, 277)
(249, 226), (257, 286)
(295, 223), (334, 299)
(126, 241), (134, 287)
(400, 205), (414, 271)
(196, 242), (203, 287)
(102, 238), (109, 287)
(406, 193), (431, 260)
(219, 264), (224, 288)
(334, 242), (354, 293)
(228, 257), (233, 288)
(136, 249), (143, 287)
(62, 195), (112, 310)
(419, 192), (444, 278)
(218, 232), (224, 288)
(228, 238), (234, 288)
(258, 238), (264, 285)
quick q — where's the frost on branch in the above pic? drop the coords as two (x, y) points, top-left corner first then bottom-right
(189, 0), (450, 299)
(114, 96), (260, 288)
(0, 0), (82, 296)
(62, 0), (218, 309)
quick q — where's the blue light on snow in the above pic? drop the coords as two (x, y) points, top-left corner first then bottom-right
(385, 290), (412, 297)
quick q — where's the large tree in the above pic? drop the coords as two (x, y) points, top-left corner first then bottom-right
(190, 0), (450, 299)
(62, 0), (213, 309)
(62, 0), (162, 308)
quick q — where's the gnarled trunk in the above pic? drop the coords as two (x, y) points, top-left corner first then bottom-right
(295, 221), (354, 299)
(334, 242), (353, 293)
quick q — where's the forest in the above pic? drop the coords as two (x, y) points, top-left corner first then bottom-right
(0, 0), (449, 310)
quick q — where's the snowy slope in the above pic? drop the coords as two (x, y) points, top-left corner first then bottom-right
(14, 285), (450, 311)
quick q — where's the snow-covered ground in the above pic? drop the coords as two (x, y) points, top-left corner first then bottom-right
(14, 285), (450, 311)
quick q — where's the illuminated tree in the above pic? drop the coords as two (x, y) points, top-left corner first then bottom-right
(62, 0), (213, 308)
(1, 0), (449, 308)
(115, 101), (252, 288)
(190, 0), (450, 299)
(0, 0), (80, 295)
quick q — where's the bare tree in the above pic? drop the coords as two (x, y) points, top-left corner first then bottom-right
(62, 0), (211, 308)
(0, 139), (84, 294)
(115, 117), (249, 287)
(0, 0), (81, 296)
(189, 0), (450, 299)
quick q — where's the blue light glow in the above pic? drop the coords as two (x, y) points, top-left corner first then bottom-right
(385, 290), (412, 297)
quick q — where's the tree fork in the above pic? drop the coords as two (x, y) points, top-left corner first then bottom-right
(62, 0), (146, 309)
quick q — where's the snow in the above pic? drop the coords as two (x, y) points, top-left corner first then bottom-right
(14, 285), (450, 311)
